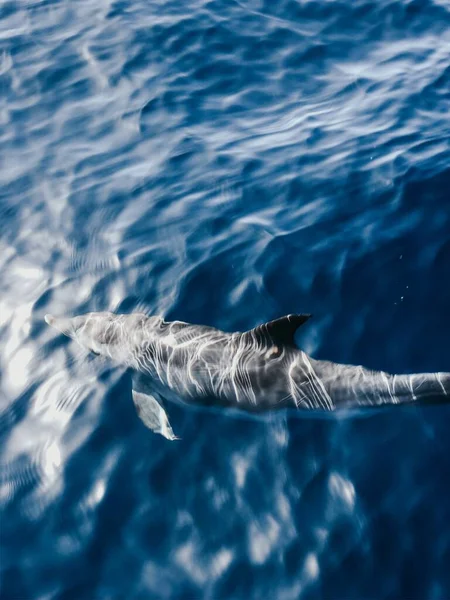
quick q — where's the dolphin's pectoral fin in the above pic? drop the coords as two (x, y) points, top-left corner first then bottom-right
(243, 313), (312, 348)
(131, 390), (180, 441)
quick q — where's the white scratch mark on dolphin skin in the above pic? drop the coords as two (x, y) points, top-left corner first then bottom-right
(409, 375), (417, 401)
(355, 366), (375, 405)
(437, 373), (447, 395)
(392, 374), (397, 400)
(187, 351), (204, 396)
(298, 363), (321, 408)
(238, 335), (258, 406)
(412, 376), (427, 395)
(382, 371), (396, 405)
(229, 336), (245, 404)
(288, 360), (308, 408)
(165, 343), (174, 389)
(293, 354), (331, 410)
(302, 354), (333, 410)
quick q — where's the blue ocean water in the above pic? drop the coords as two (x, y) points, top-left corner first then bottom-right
(1, 0), (450, 597)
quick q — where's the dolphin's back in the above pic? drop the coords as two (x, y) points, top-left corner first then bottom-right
(138, 316), (306, 409)
(139, 315), (450, 411)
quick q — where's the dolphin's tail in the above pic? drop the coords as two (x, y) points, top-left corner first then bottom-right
(389, 372), (450, 405)
(309, 358), (450, 408)
(351, 371), (450, 407)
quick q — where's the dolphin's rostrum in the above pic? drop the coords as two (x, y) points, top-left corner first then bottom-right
(45, 312), (450, 440)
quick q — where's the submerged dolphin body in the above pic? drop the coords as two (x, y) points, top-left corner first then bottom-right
(45, 312), (450, 439)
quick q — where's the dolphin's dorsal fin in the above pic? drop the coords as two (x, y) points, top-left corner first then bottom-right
(242, 314), (312, 348)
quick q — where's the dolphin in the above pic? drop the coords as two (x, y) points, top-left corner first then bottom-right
(45, 312), (450, 440)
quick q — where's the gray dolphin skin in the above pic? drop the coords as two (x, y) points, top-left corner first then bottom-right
(45, 312), (450, 440)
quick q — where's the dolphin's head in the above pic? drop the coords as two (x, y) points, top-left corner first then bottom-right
(45, 312), (148, 365)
